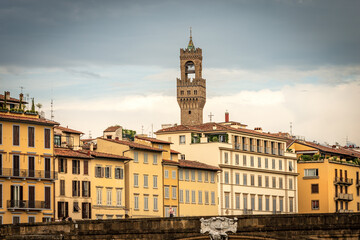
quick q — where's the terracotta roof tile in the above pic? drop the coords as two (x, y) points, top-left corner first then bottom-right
(54, 148), (93, 159)
(179, 159), (220, 171)
(0, 94), (28, 104)
(104, 126), (121, 132)
(162, 159), (180, 166)
(170, 149), (181, 154)
(56, 126), (84, 135)
(79, 150), (132, 160)
(135, 136), (172, 144)
(0, 113), (59, 126)
(101, 138), (164, 152)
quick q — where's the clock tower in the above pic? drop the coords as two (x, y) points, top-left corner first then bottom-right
(177, 30), (206, 126)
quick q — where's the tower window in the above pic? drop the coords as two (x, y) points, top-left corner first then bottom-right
(185, 61), (195, 80)
(187, 90), (191, 95)
(188, 110), (191, 114)
(194, 90), (197, 95)
(181, 90), (184, 95)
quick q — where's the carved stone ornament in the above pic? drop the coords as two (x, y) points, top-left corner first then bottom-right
(200, 217), (238, 240)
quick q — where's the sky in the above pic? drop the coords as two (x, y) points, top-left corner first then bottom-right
(1, 0), (360, 145)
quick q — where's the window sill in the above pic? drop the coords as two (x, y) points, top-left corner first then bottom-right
(303, 176), (319, 179)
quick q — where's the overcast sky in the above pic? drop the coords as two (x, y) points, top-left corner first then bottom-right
(1, 0), (359, 145)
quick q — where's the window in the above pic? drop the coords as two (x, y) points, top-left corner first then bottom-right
(289, 179), (293, 190)
(181, 90), (184, 95)
(144, 153), (148, 163)
(289, 197), (294, 212)
(158, 144), (163, 149)
(250, 175), (255, 186)
(165, 186), (169, 199)
(251, 195), (255, 210)
(311, 200), (319, 210)
(194, 90), (197, 95)
(44, 128), (50, 149)
(185, 169), (189, 181)
(265, 176), (269, 187)
(72, 181), (80, 197)
(243, 155), (247, 166)
(82, 203), (91, 219)
(191, 190), (196, 204)
(191, 170), (195, 181)
(73, 202), (80, 212)
(28, 126), (35, 147)
(235, 154), (239, 165)
(13, 125), (20, 146)
(172, 170), (176, 179)
(83, 160), (88, 175)
(243, 195), (248, 210)
(144, 175), (148, 188)
(107, 189), (112, 206)
(279, 160), (282, 170)
(172, 186), (177, 199)
(134, 174), (139, 187)
(243, 174), (247, 186)
(181, 154), (185, 160)
(235, 173), (240, 185)
(211, 191), (215, 205)
(272, 177), (276, 188)
(305, 169), (319, 177)
(311, 184), (319, 193)
(60, 180), (65, 196)
(105, 166), (111, 178)
(115, 167), (124, 179)
(134, 195), (139, 210)
(54, 135), (61, 147)
(198, 170), (202, 182)
(72, 160), (80, 174)
(235, 193), (240, 209)
(44, 186), (51, 209)
(153, 195), (158, 211)
(224, 152), (229, 163)
(97, 188), (102, 205)
(153, 154), (158, 164)
(250, 156), (254, 167)
(258, 176), (262, 187)
(289, 161), (294, 171)
(116, 189), (122, 206)
(272, 197), (277, 213)
(95, 166), (103, 178)
(153, 175), (158, 188)
(279, 197), (284, 212)
(265, 158), (268, 169)
(0, 184), (2, 208)
(179, 169), (183, 180)
(258, 157), (261, 167)
(210, 172), (215, 183)
(279, 178), (283, 189)
(179, 189), (184, 203)
(258, 196), (263, 211)
(144, 195), (149, 210)
(224, 172), (229, 184)
(266, 196), (270, 211)
(13, 216), (20, 224)
(134, 152), (138, 163)
(164, 170), (169, 179)
(225, 192), (230, 208)
(205, 191), (209, 204)
(272, 159), (275, 169)
(185, 190), (190, 203)
(0, 123), (2, 145)
(179, 135), (186, 144)
(198, 190), (202, 204)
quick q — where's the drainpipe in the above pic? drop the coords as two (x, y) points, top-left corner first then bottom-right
(122, 147), (134, 218)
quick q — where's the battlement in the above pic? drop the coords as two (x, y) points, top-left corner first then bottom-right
(180, 47), (202, 54)
(177, 78), (206, 87)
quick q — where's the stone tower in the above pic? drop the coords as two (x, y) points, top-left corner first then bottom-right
(177, 30), (206, 126)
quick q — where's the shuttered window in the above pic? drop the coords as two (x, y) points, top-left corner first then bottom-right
(44, 186), (51, 209)
(44, 128), (50, 149)
(0, 124), (2, 145)
(83, 161), (88, 175)
(13, 125), (20, 146)
(0, 184), (2, 208)
(72, 181), (80, 197)
(60, 180), (65, 196)
(28, 127), (35, 147)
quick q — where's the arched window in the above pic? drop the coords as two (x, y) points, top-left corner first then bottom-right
(185, 61), (195, 80)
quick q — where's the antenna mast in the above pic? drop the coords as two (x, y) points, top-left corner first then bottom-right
(290, 122), (293, 137)
(51, 99), (54, 120)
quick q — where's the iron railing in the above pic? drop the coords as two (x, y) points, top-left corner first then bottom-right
(0, 168), (57, 180)
(7, 200), (49, 210)
(334, 177), (353, 185)
(335, 193), (353, 201)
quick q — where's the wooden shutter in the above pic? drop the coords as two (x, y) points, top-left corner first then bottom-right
(82, 181), (85, 197)
(88, 182), (91, 197)
(60, 180), (65, 196)
(0, 184), (2, 208)
(20, 186), (23, 201)
(44, 129), (50, 148)
(58, 202), (62, 218)
(82, 203), (85, 219)
(65, 202), (69, 217)
(28, 157), (35, 177)
(84, 161), (88, 175)
(72, 181), (76, 197)
(0, 124), (2, 145)
(89, 203), (91, 219)
(45, 187), (50, 209)
(120, 168), (124, 179)
(28, 127), (35, 147)
(65, 159), (67, 173)
(77, 181), (80, 197)
(58, 159), (61, 173)
(29, 186), (35, 208)
(13, 125), (19, 146)
(101, 167), (104, 178)
(77, 161), (80, 174)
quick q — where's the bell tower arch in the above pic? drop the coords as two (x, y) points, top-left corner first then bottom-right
(177, 29), (206, 126)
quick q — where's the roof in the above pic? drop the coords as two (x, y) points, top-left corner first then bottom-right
(80, 150), (132, 160)
(170, 149), (181, 154)
(135, 136), (172, 144)
(156, 122), (287, 141)
(54, 148), (93, 159)
(55, 126), (84, 135)
(100, 138), (164, 152)
(0, 94), (28, 104)
(0, 113), (59, 126)
(179, 159), (220, 171)
(104, 126), (121, 132)
(162, 159), (180, 166)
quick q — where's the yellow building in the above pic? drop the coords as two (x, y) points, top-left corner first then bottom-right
(178, 159), (220, 216)
(289, 140), (360, 213)
(54, 126), (83, 150)
(0, 91), (58, 224)
(96, 137), (164, 218)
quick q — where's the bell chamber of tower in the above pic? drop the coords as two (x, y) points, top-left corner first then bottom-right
(177, 33), (206, 126)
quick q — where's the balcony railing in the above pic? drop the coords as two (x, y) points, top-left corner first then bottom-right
(7, 200), (48, 210)
(0, 168), (58, 180)
(243, 209), (253, 215)
(335, 193), (353, 201)
(334, 177), (353, 185)
(336, 209), (354, 213)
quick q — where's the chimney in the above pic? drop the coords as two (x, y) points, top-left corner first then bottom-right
(225, 111), (229, 123)
(5, 91), (10, 99)
(90, 142), (94, 151)
(254, 127), (263, 133)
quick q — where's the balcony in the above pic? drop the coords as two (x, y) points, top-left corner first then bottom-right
(0, 168), (58, 180)
(243, 209), (253, 215)
(334, 177), (353, 186)
(7, 200), (48, 211)
(336, 209), (354, 213)
(335, 193), (353, 201)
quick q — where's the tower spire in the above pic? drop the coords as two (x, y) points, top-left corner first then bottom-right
(187, 27), (195, 51)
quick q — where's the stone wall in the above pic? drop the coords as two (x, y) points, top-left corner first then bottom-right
(1, 213), (360, 240)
